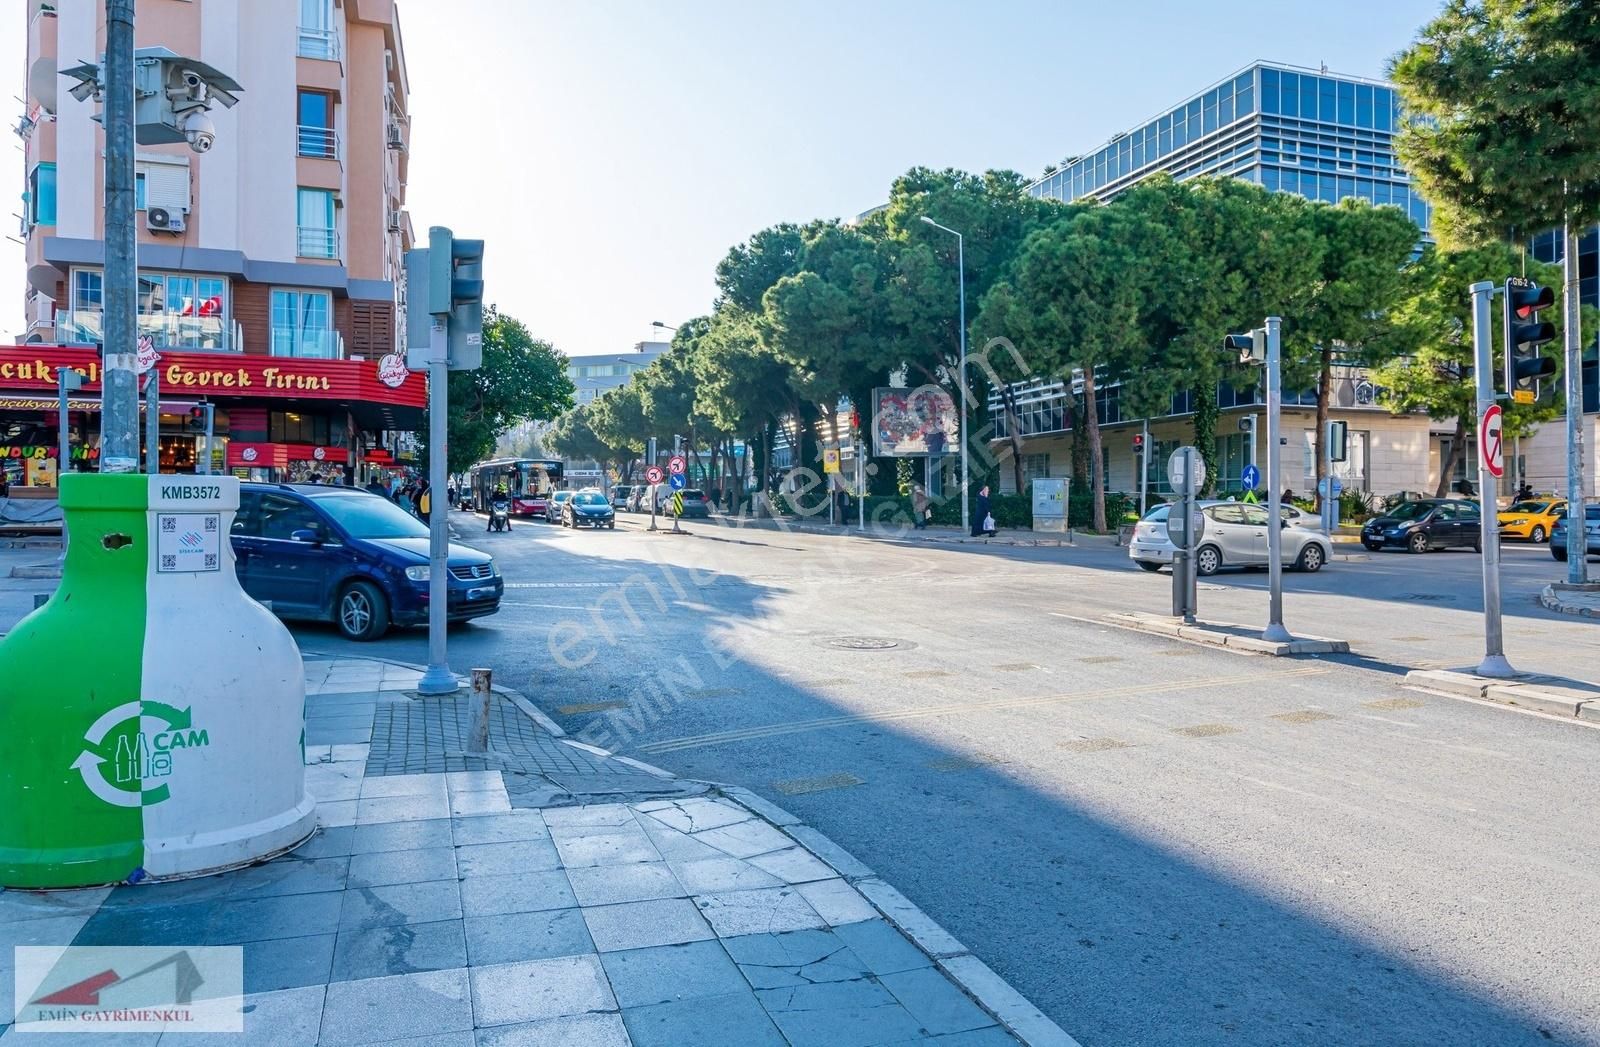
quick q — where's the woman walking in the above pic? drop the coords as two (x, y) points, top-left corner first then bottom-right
(911, 483), (929, 530)
(972, 485), (996, 537)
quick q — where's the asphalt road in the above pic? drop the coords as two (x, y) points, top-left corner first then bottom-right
(50, 508), (1600, 1047)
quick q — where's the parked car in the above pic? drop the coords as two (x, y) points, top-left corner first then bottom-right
(230, 483), (501, 642)
(654, 487), (712, 518)
(1498, 498), (1566, 544)
(544, 490), (574, 523)
(564, 490), (616, 529)
(1128, 500), (1332, 575)
(611, 485), (634, 510)
(1360, 498), (1481, 553)
(1551, 504), (1600, 562)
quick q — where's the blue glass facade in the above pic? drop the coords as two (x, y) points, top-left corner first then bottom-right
(1027, 62), (1431, 236)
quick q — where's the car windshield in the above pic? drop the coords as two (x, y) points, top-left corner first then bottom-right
(312, 492), (429, 539)
(1143, 505), (1171, 522)
(574, 493), (607, 506)
(1387, 501), (1434, 521)
(551, 492), (573, 503)
(1509, 501), (1550, 513)
(681, 490), (705, 499)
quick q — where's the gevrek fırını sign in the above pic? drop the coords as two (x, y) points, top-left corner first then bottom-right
(0, 474), (315, 888)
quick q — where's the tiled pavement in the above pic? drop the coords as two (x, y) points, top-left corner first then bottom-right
(0, 657), (1065, 1046)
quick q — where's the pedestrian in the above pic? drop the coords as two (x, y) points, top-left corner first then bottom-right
(305, 472), (321, 485)
(911, 483), (929, 530)
(0, 468), (10, 499)
(973, 485), (996, 537)
(416, 481), (432, 524)
(1280, 488), (1294, 505)
(365, 476), (387, 497)
(447, 482), (457, 508)
(394, 483), (413, 514)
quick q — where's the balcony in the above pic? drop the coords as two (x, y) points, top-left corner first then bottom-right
(297, 26), (340, 61)
(270, 326), (342, 360)
(55, 310), (241, 353)
(297, 227), (339, 259)
(297, 125), (340, 161)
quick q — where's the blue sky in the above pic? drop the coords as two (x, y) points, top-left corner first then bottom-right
(5, 1), (1445, 356)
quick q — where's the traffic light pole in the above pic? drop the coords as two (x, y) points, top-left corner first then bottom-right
(99, 0), (139, 473)
(144, 372), (158, 474)
(1562, 223), (1588, 583)
(1263, 317), (1290, 643)
(1470, 280), (1514, 678)
(417, 314), (456, 696)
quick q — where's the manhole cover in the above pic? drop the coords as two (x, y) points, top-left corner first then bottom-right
(818, 636), (910, 651)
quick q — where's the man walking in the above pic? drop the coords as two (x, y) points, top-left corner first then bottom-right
(912, 483), (929, 530)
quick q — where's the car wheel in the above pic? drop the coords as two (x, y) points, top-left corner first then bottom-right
(1553, 549), (1568, 561)
(1407, 532), (1430, 554)
(608, 521), (616, 530)
(1362, 541), (1382, 552)
(1295, 543), (1325, 572)
(1135, 560), (1163, 572)
(1530, 525), (1547, 543)
(336, 581), (389, 642)
(1473, 538), (1482, 553)
(1195, 545), (1222, 576)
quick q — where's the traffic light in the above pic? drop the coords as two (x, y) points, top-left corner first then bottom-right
(1328, 419), (1348, 462)
(1132, 433), (1144, 452)
(186, 404), (212, 433)
(404, 227), (485, 371)
(1503, 278), (1556, 402)
(1223, 330), (1265, 364)
(1238, 415), (1255, 435)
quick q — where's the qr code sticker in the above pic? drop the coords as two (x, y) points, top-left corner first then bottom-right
(160, 555), (177, 571)
(204, 554), (218, 570)
(161, 517), (177, 533)
(203, 517), (218, 533)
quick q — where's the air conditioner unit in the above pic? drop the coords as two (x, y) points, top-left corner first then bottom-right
(146, 206), (185, 233)
(386, 212), (401, 233)
(386, 123), (404, 149)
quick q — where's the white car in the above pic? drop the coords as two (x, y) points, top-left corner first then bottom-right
(1129, 501), (1333, 575)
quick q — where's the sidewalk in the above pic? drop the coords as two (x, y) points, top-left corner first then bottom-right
(683, 512), (1080, 549)
(1540, 581), (1600, 619)
(0, 654), (1072, 1046)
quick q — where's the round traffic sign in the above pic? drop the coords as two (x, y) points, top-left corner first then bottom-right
(1316, 476), (1345, 498)
(1480, 403), (1504, 479)
(1167, 509), (1206, 549)
(668, 455), (686, 476)
(669, 472), (686, 491)
(645, 465), (664, 485)
(1241, 463), (1261, 492)
(1166, 446), (1206, 495)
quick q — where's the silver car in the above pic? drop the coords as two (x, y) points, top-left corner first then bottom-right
(1129, 500), (1333, 575)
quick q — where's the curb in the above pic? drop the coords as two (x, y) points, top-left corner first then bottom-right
(1539, 582), (1600, 619)
(317, 654), (1077, 1046)
(9, 564), (62, 579)
(1103, 611), (1349, 656)
(1404, 668), (1600, 724)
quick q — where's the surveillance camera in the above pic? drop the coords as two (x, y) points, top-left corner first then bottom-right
(182, 111), (215, 154)
(181, 71), (209, 102)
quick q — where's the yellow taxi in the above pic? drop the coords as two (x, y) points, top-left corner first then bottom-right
(1498, 498), (1566, 543)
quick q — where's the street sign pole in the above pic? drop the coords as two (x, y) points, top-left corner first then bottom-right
(418, 313), (456, 695)
(1139, 419), (1149, 518)
(1563, 223), (1588, 583)
(648, 438), (659, 533)
(143, 371), (158, 475)
(1263, 317), (1291, 643)
(1470, 280), (1514, 677)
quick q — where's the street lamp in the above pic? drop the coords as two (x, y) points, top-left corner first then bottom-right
(921, 216), (968, 535)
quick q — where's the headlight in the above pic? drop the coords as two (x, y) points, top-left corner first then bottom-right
(489, 561), (499, 576)
(405, 566), (429, 582)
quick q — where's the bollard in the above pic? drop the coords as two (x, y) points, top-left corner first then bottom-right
(468, 668), (492, 753)
(32, 593), (47, 609)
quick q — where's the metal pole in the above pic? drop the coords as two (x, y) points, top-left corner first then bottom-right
(1139, 418), (1149, 517)
(1470, 280), (1514, 677)
(1563, 222), (1588, 582)
(467, 668), (492, 753)
(100, 0), (140, 473)
(647, 437), (658, 532)
(201, 404), (214, 475)
(957, 232), (969, 538)
(417, 316), (457, 695)
(1264, 317), (1291, 643)
(57, 374), (70, 483)
(1321, 421), (1334, 534)
(856, 432), (865, 530)
(144, 372), (158, 474)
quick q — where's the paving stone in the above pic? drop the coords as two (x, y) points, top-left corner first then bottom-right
(444, 770), (504, 793)
(240, 933), (335, 993)
(693, 885), (826, 937)
(831, 919), (933, 976)
(550, 827), (661, 868)
(688, 820), (794, 859)
(207, 891), (344, 945)
(639, 821), (726, 862)
(474, 1013), (631, 1047)
(880, 1027), (1019, 1046)
(359, 773), (447, 799)
(668, 856), (783, 895)
(450, 811), (549, 846)
(470, 954), (616, 1027)
(598, 939), (749, 1009)
(347, 846), (456, 888)
(456, 839), (563, 877)
(464, 908), (593, 966)
(162, 984), (326, 1047)
(226, 855), (350, 899)
(330, 918), (467, 982)
(542, 803), (638, 828)
(880, 966), (996, 1036)
(634, 798), (751, 835)
(356, 793), (451, 824)
(581, 898), (714, 952)
(795, 878), (877, 927)
(318, 968), (473, 1046)
(351, 818), (454, 854)
(756, 977), (926, 1047)
(459, 870), (577, 918)
(293, 825), (357, 859)
(449, 791), (511, 817)
(623, 989), (786, 1047)
(338, 880), (462, 931)
(0, 888), (110, 925)
(565, 862), (685, 906)
(721, 928), (872, 989)
(746, 847), (838, 885)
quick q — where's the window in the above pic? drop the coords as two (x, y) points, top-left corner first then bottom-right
(297, 90), (335, 158)
(27, 163), (55, 226)
(298, 0), (338, 59)
(135, 173), (146, 211)
(271, 289), (335, 358)
(135, 270), (229, 349)
(258, 494), (323, 541)
(1022, 454), (1050, 486)
(1356, 84), (1374, 128)
(268, 411), (332, 444)
(296, 188), (336, 258)
(1262, 68), (1280, 115)
(1337, 81), (1355, 125)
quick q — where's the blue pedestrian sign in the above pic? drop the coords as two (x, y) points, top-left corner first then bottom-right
(1241, 464), (1261, 492)
(669, 472), (686, 491)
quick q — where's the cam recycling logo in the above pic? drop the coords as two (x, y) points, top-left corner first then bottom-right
(70, 702), (211, 808)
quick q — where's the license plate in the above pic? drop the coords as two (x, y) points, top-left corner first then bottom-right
(466, 586), (494, 600)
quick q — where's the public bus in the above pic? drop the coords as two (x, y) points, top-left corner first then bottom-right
(467, 458), (565, 516)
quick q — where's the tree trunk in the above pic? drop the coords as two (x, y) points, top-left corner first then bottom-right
(1436, 416), (1465, 497)
(998, 384), (1027, 495)
(1084, 368), (1107, 533)
(1315, 342), (1332, 511)
(1069, 392), (1090, 487)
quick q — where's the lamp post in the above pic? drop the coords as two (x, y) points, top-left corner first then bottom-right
(920, 217), (968, 536)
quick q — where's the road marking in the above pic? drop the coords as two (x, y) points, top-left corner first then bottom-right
(503, 582), (623, 588)
(634, 666), (1329, 754)
(556, 700), (628, 715)
(1172, 724), (1240, 738)
(685, 687), (742, 699)
(1058, 738), (1132, 753)
(925, 754), (1000, 773)
(1077, 656), (1122, 664)
(772, 772), (864, 795)
(992, 663), (1038, 672)
(1363, 697), (1426, 711)
(904, 669), (953, 679)
(1271, 710), (1336, 725)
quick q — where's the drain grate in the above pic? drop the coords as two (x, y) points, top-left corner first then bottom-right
(818, 636), (910, 651)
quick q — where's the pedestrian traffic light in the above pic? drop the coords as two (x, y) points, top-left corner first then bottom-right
(1132, 433), (1144, 452)
(1503, 278), (1556, 401)
(1223, 330), (1265, 365)
(186, 404), (211, 433)
(1237, 415), (1255, 435)
(1328, 419), (1348, 462)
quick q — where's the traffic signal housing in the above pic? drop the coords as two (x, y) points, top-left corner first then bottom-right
(186, 404), (212, 433)
(1224, 330), (1265, 364)
(1503, 278), (1556, 402)
(404, 226), (485, 371)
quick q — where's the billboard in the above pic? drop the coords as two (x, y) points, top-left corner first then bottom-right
(872, 387), (958, 458)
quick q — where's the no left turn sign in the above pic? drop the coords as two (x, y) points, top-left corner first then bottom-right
(668, 455), (686, 476)
(645, 465), (664, 485)
(1480, 403), (1504, 479)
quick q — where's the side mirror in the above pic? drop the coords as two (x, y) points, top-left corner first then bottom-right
(291, 528), (321, 545)
(1280, 519), (1291, 529)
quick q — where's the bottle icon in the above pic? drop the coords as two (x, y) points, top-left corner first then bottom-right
(133, 732), (150, 780)
(113, 735), (134, 785)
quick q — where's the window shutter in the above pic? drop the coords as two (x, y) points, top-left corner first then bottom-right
(138, 159), (191, 213)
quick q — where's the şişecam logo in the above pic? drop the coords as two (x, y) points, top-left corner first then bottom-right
(70, 702), (211, 807)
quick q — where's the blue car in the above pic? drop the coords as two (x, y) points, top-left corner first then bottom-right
(230, 483), (502, 641)
(1551, 504), (1600, 562)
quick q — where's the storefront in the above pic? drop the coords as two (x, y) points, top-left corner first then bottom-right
(0, 346), (425, 487)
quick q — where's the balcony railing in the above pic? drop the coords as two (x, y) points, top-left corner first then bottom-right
(270, 326), (340, 360)
(296, 125), (339, 160)
(55, 310), (239, 352)
(297, 227), (339, 259)
(297, 26), (340, 61)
